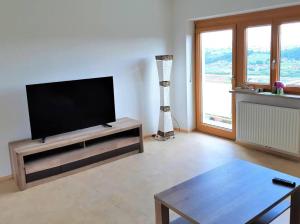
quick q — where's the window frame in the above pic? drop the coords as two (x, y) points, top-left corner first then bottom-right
(195, 5), (300, 94)
(195, 25), (237, 140)
(238, 20), (273, 90)
(274, 17), (300, 94)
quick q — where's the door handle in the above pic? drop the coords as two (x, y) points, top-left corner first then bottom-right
(272, 59), (276, 70)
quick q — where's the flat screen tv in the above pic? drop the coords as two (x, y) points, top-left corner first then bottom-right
(26, 77), (116, 140)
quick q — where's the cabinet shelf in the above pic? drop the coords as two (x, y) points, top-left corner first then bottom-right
(25, 136), (140, 174)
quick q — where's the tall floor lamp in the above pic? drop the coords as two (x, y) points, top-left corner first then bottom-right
(156, 55), (174, 140)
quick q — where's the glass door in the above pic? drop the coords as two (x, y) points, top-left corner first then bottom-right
(196, 26), (236, 139)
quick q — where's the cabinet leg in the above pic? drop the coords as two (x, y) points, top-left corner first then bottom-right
(290, 187), (300, 224)
(139, 126), (144, 153)
(155, 198), (169, 224)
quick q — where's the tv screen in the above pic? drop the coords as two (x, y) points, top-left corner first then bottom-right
(26, 77), (116, 140)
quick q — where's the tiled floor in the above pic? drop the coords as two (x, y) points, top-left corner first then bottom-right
(1, 132), (299, 223)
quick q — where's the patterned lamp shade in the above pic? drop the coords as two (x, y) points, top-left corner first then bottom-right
(155, 55), (174, 139)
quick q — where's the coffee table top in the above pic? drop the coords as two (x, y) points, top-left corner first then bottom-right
(155, 160), (300, 224)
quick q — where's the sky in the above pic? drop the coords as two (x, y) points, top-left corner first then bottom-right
(281, 22), (300, 50)
(201, 22), (300, 50)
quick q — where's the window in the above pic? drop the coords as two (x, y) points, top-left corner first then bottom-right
(279, 22), (300, 86)
(246, 25), (271, 84)
(195, 5), (300, 94)
(201, 29), (233, 130)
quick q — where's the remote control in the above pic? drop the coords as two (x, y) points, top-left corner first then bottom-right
(272, 177), (296, 188)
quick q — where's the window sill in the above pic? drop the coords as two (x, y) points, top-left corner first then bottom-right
(230, 89), (300, 100)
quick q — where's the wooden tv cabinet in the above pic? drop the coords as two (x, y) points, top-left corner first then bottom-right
(9, 118), (143, 190)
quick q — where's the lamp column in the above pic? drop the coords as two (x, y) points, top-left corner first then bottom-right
(156, 55), (174, 140)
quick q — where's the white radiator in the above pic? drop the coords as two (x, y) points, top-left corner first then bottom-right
(237, 102), (300, 155)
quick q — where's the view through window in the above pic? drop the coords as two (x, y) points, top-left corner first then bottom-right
(279, 22), (300, 86)
(246, 25), (271, 84)
(201, 29), (233, 130)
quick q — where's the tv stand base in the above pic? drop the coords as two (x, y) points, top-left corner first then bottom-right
(102, 123), (113, 128)
(41, 138), (46, 143)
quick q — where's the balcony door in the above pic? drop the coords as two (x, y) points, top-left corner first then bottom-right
(196, 25), (236, 139)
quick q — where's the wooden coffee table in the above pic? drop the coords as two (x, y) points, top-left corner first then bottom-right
(154, 160), (300, 224)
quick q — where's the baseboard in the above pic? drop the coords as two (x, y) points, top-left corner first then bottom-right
(0, 175), (12, 182)
(143, 128), (196, 138)
(236, 141), (300, 161)
(143, 134), (154, 139)
(174, 128), (196, 133)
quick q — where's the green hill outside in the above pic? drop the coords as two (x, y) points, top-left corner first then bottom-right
(204, 47), (300, 84)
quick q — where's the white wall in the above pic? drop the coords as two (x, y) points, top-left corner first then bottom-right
(2, 0), (300, 177)
(171, 0), (300, 131)
(0, 0), (173, 176)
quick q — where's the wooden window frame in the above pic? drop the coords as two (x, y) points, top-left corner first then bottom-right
(195, 5), (300, 94)
(195, 25), (237, 140)
(274, 17), (300, 94)
(238, 21), (273, 90)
